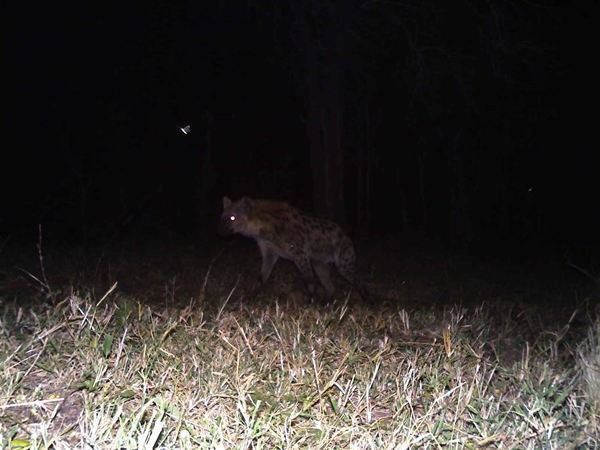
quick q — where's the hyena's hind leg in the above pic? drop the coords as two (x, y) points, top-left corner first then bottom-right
(292, 256), (323, 300)
(312, 260), (335, 301)
(335, 238), (373, 303)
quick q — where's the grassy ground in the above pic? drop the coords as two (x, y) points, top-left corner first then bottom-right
(0, 236), (598, 449)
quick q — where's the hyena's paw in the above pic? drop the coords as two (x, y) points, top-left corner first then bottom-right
(290, 277), (327, 304)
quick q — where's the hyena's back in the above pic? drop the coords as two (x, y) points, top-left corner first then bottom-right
(218, 196), (367, 301)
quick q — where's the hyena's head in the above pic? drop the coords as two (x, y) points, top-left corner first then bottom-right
(218, 196), (254, 237)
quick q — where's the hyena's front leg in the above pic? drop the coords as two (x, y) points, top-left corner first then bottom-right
(253, 250), (279, 297)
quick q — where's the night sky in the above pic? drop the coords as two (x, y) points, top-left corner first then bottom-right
(4, 0), (598, 251)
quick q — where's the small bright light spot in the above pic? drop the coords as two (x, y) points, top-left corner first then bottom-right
(230, 215), (236, 221)
(178, 125), (191, 135)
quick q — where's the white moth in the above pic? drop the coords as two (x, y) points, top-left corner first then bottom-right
(177, 125), (191, 135)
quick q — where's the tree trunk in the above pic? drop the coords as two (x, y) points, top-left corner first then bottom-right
(322, 60), (346, 225)
(290, 0), (359, 226)
(449, 156), (473, 249)
(195, 112), (216, 208)
(291, 2), (328, 217)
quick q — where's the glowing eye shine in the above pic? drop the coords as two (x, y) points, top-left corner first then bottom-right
(230, 215), (236, 221)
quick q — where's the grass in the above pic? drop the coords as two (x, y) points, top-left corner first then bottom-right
(0, 237), (598, 449)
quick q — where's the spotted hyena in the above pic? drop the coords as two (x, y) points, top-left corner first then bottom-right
(218, 196), (369, 302)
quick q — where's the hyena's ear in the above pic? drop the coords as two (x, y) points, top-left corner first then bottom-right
(239, 197), (254, 214)
(223, 196), (232, 209)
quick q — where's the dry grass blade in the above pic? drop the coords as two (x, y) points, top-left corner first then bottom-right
(0, 243), (596, 448)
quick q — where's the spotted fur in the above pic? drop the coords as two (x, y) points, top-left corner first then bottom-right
(218, 196), (369, 302)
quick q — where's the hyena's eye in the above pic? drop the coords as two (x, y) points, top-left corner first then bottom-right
(229, 215), (236, 221)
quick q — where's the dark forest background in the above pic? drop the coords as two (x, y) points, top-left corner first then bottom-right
(3, 0), (598, 256)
